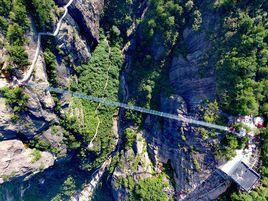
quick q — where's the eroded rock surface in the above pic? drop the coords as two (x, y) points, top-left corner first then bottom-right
(55, 0), (104, 48)
(142, 94), (225, 200)
(169, 12), (220, 109)
(0, 140), (54, 184)
(56, 19), (91, 66)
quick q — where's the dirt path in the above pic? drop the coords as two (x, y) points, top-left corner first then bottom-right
(72, 36), (134, 200)
(88, 39), (112, 149)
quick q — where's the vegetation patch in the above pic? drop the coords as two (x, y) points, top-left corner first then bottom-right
(0, 0), (30, 75)
(30, 136), (60, 156)
(51, 176), (76, 201)
(25, 0), (56, 31)
(215, 1), (268, 116)
(0, 87), (29, 120)
(121, 174), (170, 201)
(44, 48), (58, 86)
(59, 34), (123, 170)
(31, 149), (42, 163)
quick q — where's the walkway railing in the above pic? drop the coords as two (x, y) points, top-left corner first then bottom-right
(28, 83), (230, 132)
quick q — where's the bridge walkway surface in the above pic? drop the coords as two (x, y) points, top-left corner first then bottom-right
(28, 83), (231, 132)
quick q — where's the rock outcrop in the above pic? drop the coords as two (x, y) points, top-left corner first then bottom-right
(0, 13), (59, 140)
(55, 0), (104, 48)
(0, 94), (55, 140)
(40, 126), (67, 157)
(56, 19), (91, 67)
(169, 28), (215, 108)
(184, 170), (231, 201)
(142, 94), (223, 200)
(0, 0), (103, 193)
(169, 11), (220, 109)
(0, 140), (55, 184)
(111, 131), (155, 200)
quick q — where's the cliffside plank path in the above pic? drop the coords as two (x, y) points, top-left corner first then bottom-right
(19, 0), (75, 83)
(18, 0), (231, 133)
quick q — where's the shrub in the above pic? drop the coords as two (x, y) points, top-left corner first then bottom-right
(31, 149), (42, 163)
(134, 176), (169, 201)
(203, 100), (220, 123)
(6, 23), (24, 45)
(0, 16), (8, 34)
(9, 0), (30, 30)
(124, 128), (137, 149)
(61, 176), (76, 199)
(44, 48), (58, 85)
(0, 87), (29, 114)
(0, 0), (12, 17)
(199, 127), (208, 139)
(26, 0), (56, 31)
(7, 44), (29, 69)
(193, 158), (201, 172)
(192, 10), (202, 31)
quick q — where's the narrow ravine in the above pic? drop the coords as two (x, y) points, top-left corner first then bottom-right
(71, 40), (118, 201)
(72, 35), (135, 200)
(88, 39), (112, 149)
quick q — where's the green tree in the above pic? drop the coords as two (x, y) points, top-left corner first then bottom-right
(26, 0), (55, 31)
(6, 23), (24, 45)
(7, 44), (29, 68)
(61, 176), (76, 199)
(0, 0), (12, 17)
(0, 87), (29, 114)
(134, 176), (169, 201)
(9, 0), (30, 30)
(0, 16), (8, 34)
(44, 48), (57, 85)
(216, 9), (268, 116)
(235, 87), (259, 115)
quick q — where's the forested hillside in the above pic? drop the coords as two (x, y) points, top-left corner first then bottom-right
(0, 0), (267, 200)
(216, 1), (268, 116)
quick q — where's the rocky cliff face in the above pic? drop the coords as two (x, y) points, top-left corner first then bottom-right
(0, 140), (54, 184)
(0, 0), (102, 187)
(111, 130), (174, 200)
(0, 17), (57, 141)
(111, 131), (154, 200)
(113, 3), (227, 200)
(144, 94), (227, 200)
(56, 20), (91, 66)
(55, 0), (104, 48)
(143, 7), (226, 200)
(169, 11), (220, 109)
(0, 1), (232, 200)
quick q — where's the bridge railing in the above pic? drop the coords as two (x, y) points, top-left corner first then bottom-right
(28, 83), (230, 132)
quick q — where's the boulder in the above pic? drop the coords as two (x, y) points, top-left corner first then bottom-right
(0, 140), (55, 184)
